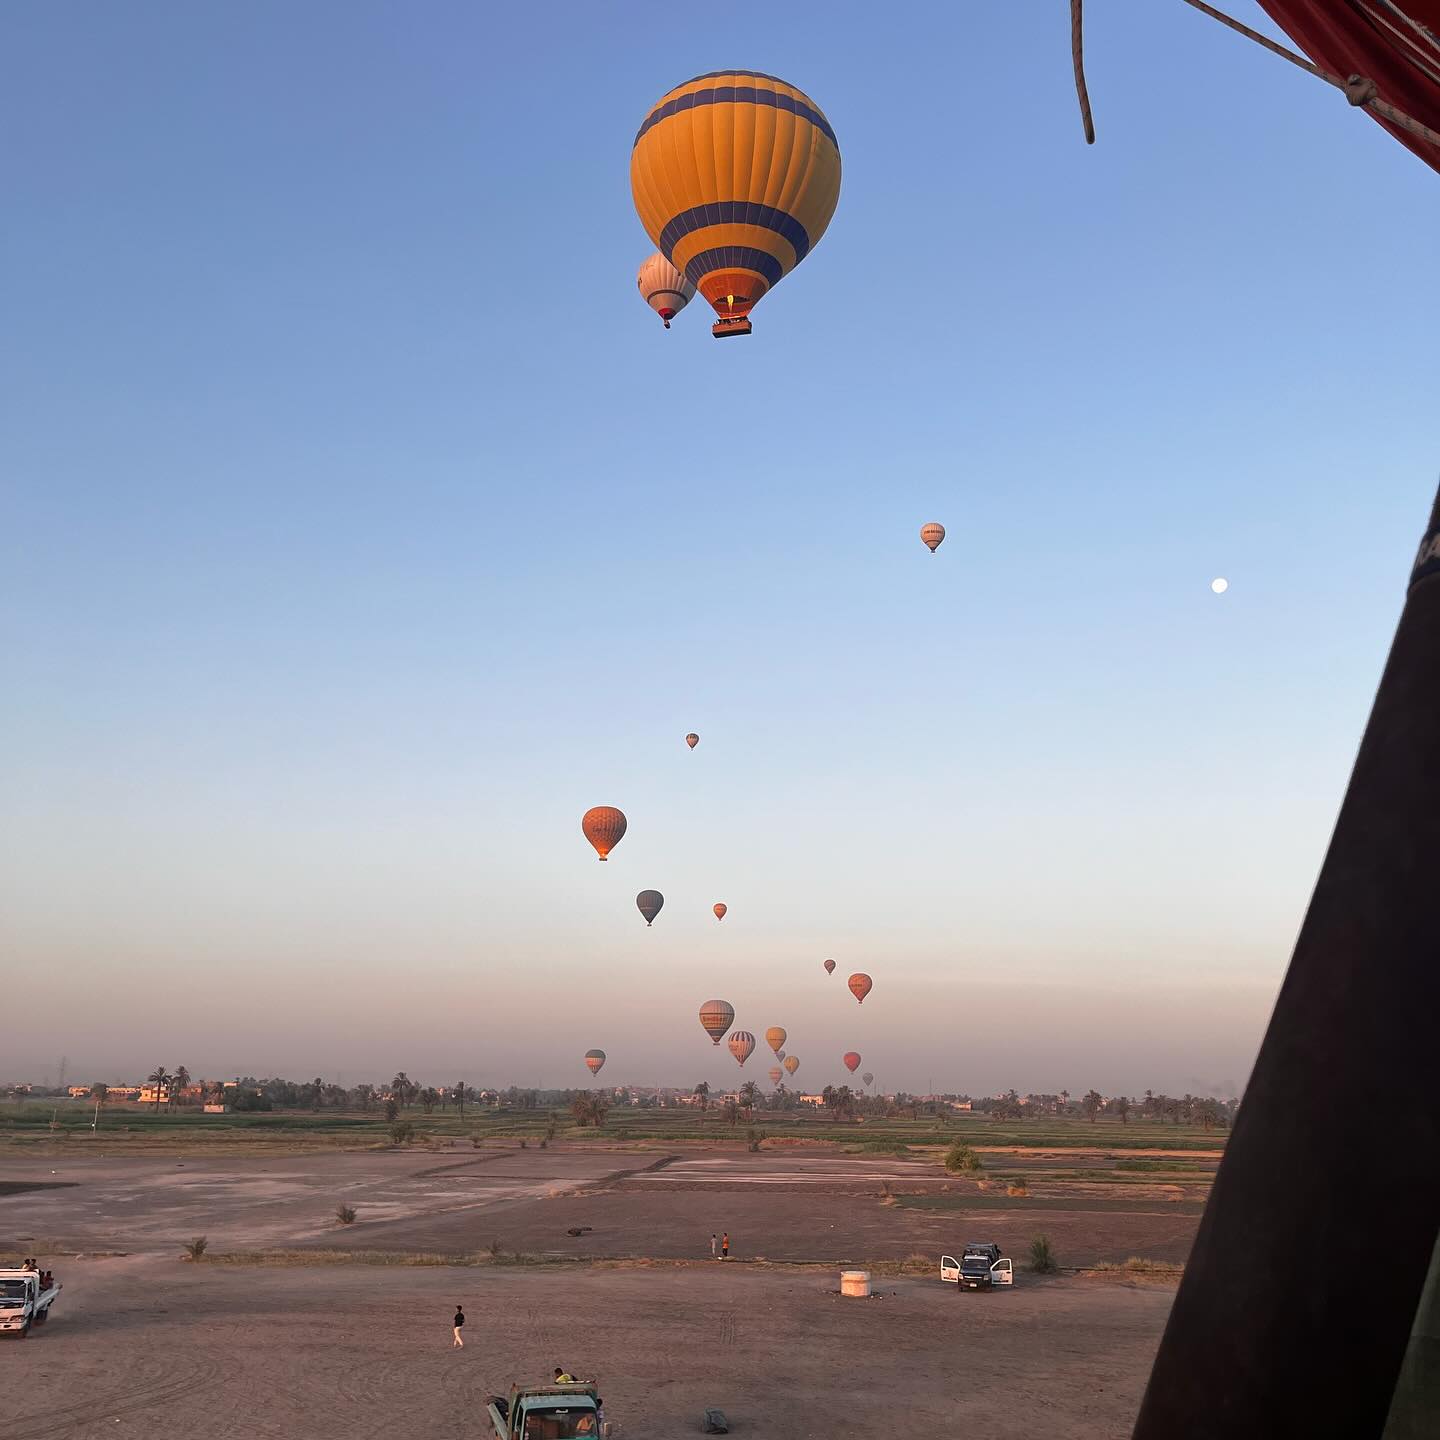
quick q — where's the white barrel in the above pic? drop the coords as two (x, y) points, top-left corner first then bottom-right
(840, 1269), (871, 1297)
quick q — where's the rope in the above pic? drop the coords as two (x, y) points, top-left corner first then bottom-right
(1067, 0), (1440, 153)
(1071, 0), (1096, 143)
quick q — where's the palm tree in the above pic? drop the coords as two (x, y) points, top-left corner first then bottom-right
(738, 1081), (758, 1119)
(1083, 1089), (1103, 1123)
(1115, 1095), (1130, 1125)
(453, 1081), (467, 1118)
(693, 1081), (710, 1112)
(391, 1073), (411, 1110)
(354, 1083), (375, 1112)
(147, 1066), (170, 1113)
(722, 1098), (741, 1126)
(420, 1087), (439, 1115)
(171, 1065), (190, 1110)
(1060, 1089), (1070, 1114)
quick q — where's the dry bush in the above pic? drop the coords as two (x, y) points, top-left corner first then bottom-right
(335, 1204), (357, 1225)
(182, 1236), (208, 1261)
(1006, 1177), (1030, 1197)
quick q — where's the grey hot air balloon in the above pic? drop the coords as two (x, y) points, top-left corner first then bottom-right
(636, 890), (664, 926)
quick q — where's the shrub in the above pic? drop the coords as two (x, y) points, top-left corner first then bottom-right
(389, 1120), (415, 1146)
(335, 1205), (358, 1225)
(944, 1142), (983, 1175)
(183, 1236), (209, 1261)
(1006, 1177), (1029, 1197)
(746, 1128), (765, 1153)
(488, 1238), (502, 1258)
(519, 1138), (528, 1149)
(878, 1181), (896, 1206)
(1029, 1235), (1058, 1274)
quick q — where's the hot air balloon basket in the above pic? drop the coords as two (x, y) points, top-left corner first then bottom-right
(712, 317), (752, 339)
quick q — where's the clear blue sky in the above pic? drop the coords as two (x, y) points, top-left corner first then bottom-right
(4, 3), (1435, 1094)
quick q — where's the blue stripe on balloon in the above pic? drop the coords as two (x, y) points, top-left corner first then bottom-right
(658, 203), (810, 265)
(634, 85), (838, 149)
(682, 246), (783, 289)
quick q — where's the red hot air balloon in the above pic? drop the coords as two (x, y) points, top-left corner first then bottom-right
(848, 972), (873, 1004)
(712, 902), (727, 921)
(768, 1065), (782, 1086)
(584, 1049), (606, 1076)
(823, 959), (836, 975)
(843, 1052), (861, 1074)
(699, 1000), (735, 1045)
(636, 890), (664, 926)
(728, 1030), (756, 1066)
(685, 733), (699, 749)
(582, 806), (627, 861)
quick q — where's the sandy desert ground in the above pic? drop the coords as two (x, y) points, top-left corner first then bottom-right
(2, 1144), (1187, 1437)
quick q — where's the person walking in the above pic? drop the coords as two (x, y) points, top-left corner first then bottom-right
(453, 1304), (465, 1348)
(710, 1232), (719, 1259)
(721, 1232), (730, 1260)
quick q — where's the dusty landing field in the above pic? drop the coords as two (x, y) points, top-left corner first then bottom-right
(4, 1256), (1175, 1439)
(0, 1145), (1203, 1266)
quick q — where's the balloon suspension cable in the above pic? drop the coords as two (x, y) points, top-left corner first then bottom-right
(1068, 0), (1440, 152)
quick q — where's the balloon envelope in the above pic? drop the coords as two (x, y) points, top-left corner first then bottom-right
(728, 1030), (756, 1066)
(582, 806), (627, 861)
(685, 732), (699, 749)
(768, 1065), (783, 1086)
(848, 972), (873, 1004)
(635, 889), (664, 926)
(783, 1055), (800, 1076)
(637, 251), (696, 327)
(862, 1071), (874, 1087)
(584, 1049), (606, 1076)
(921, 522), (946, 553)
(765, 1026), (787, 1055)
(823, 959), (836, 975)
(843, 1052), (861, 1073)
(630, 71), (842, 334)
(713, 903), (727, 921)
(776, 1050), (786, 1062)
(700, 999), (735, 1045)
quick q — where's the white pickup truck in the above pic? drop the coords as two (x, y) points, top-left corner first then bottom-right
(0, 1268), (62, 1338)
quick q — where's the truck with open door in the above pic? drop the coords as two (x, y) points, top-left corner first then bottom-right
(0, 1269), (62, 1337)
(940, 1244), (1013, 1291)
(486, 1380), (602, 1439)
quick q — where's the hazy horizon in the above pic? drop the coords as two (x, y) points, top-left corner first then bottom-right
(6, 5), (1436, 1095)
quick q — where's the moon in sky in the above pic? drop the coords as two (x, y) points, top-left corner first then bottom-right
(1211, 577), (1229, 594)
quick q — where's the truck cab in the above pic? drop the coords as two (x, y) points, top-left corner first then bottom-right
(0, 1268), (62, 1338)
(487, 1382), (602, 1439)
(940, 1244), (1014, 1291)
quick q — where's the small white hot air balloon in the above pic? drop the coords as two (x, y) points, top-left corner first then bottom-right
(637, 252), (696, 329)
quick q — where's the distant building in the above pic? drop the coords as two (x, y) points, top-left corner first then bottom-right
(137, 1083), (170, 1105)
(203, 1103), (230, 1114)
(798, 1093), (825, 1106)
(950, 1100), (973, 1111)
(67, 1086), (92, 1098)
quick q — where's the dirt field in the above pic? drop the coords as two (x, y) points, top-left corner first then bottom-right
(3, 1256), (1175, 1439)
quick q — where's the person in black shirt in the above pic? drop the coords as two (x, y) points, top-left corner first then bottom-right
(453, 1305), (465, 1348)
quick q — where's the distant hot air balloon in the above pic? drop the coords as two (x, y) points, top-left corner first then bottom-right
(713, 903), (727, 921)
(685, 732), (699, 749)
(765, 1026), (787, 1056)
(637, 251), (696, 329)
(768, 1065), (783, 1086)
(635, 889), (664, 926)
(783, 1055), (800, 1077)
(582, 806), (627, 861)
(921, 522), (946, 553)
(699, 1000), (735, 1045)
(728, 1030), (756, 1066)
(862, 1071), (874, 1088)
(631, 71), (841, 338)
(584, 1049), (606, 1076)
(848, 972), (873, 1004)
(776, 1050), (786, 1063)
(823, 959), (836, 975)
(843, 1052), (861, 1074)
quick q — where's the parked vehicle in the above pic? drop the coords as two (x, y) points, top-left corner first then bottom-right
(940, 1244), (1014, 1291)
(0, 1268), (62, 1338)
(487, 1380), (602, 1438)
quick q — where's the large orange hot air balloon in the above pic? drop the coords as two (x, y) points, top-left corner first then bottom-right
(843, 1052), (861, 1074)
(765, 1026), (786, 1056)
(848, 972), (873, 1004)
(823, 959), (836, 975)
(635, 890), (664, 926)
(685, 732), (699, 749)
(582, 806), (627, 861)
(699, 1000), (735, 1045)
(768, 1065), (783, 1086)
(630, 71), (842, 338)
(637, 251), (695, 328)
(713, 903), (727, 921)
(584, 1049), (606, 1077)
(921, 523), (946, 553)
(728, 1030), (756, 1066)
(783, 1055), (799, 1077)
